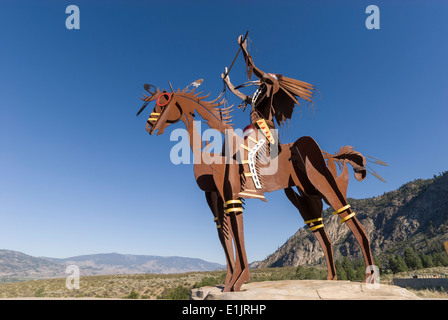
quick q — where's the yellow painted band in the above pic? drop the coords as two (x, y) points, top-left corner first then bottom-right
(224, 200), (242, 206)
(242, 159), (249, 164)
(340, 212), (356, 224)
(248, 136), (258, 143)
(150, 113), (160, 116)
(238, 192), (265, 199)
(216, 224), (221, 229)
(304, 217), (323, 225)
(241, 144), (251, 152)
(244, 172), (253, 177)
(309, 224), (324, 231)
(225, 207), (243, 214)
(332, 204), (351, 215)
(213, 217), (218, 222)
(148, 118), (158, 121)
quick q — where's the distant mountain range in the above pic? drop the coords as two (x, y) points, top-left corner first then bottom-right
(0, 250), (224, 282)
(257, 171), (448, 269)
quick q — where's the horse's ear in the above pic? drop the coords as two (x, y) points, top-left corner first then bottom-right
(144, 83), (157, 95)
(183, 79), (204, 92)
(191, 79), (203, 87)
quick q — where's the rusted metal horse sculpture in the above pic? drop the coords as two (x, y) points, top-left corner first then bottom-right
(137, 83), (378, 292)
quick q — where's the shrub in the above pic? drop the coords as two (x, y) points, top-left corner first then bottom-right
(157, 285), (190, 300)
(34, 287), (45, 297)
(295, 266), (326, 280)
(193, 276), (220, 288)
(125, 290), (139, 299)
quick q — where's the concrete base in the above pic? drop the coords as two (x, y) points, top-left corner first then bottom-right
(190, 280), (421, 300)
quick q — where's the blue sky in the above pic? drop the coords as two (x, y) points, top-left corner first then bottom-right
(1, 1), (447, 265)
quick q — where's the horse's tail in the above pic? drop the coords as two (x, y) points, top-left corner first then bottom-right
(323, 146), (387, 183)
(323, 146), (367, 181)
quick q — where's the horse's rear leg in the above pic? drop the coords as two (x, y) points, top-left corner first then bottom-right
(284, 188), (337, 280)
(304, 158), (376, 282)
(295, 137), (376, 283)
(205, 191), (235, 286)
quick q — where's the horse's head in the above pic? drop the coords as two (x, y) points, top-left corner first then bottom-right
(137, 79), (230, 136)
(137, 83), (184, 135)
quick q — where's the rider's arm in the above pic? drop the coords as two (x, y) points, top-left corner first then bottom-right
(238, 35), (274, 85)
(221, 72), (250, 103)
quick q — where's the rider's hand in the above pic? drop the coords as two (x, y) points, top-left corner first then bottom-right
(238, 103), (247, 111)
(221, 67), (229, 79)
(238, 35), (247, 50)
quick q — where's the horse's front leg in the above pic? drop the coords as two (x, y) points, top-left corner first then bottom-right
(222, 198), (250, 292)
(205, 191), (235, 286)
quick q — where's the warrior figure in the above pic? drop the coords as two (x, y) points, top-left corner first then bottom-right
(221, 34), (315, 139)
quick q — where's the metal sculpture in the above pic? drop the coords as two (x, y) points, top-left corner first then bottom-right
(137, 34), (385, 292)
(222, 33), (315, 129)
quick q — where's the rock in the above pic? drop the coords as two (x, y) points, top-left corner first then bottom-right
(190, 280), (421, 300)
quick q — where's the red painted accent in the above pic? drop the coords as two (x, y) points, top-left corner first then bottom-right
(243, 124), (254, 140)
(156, 92), (172, 106)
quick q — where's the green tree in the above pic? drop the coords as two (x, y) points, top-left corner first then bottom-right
(373, 256), (382, 272)
(389, 254), (407, 273)
(342, 257), (356, 280)
(396, 255), (408, 272)
(404, 248), (423, 270)
(388, 255), (397, 272)
(420, 253), (434, 268)
(335, 260), (347, 280)
(355, 264), (366, 281)
(432, 252), (448, 267)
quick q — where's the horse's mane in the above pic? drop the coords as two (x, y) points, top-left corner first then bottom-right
(176, 87), (234, 127)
